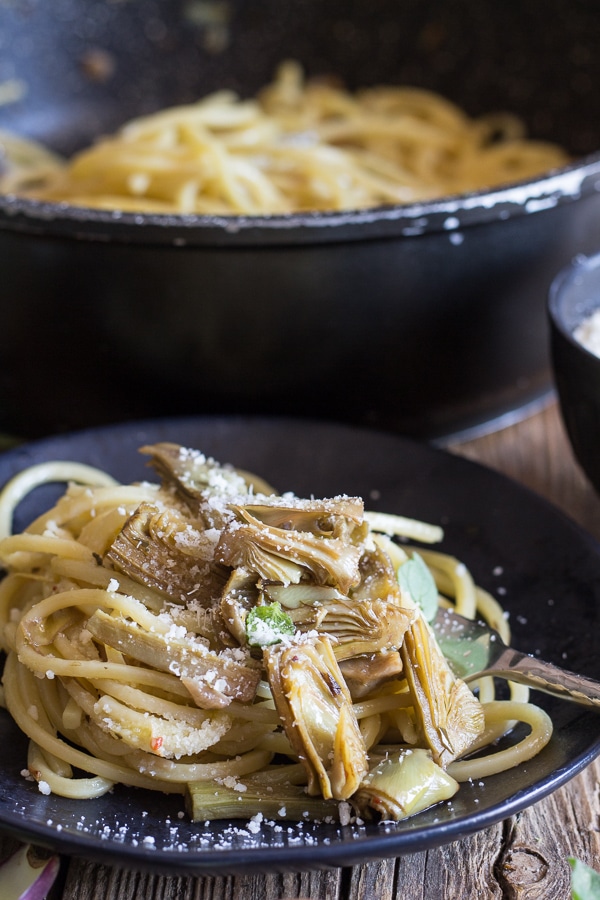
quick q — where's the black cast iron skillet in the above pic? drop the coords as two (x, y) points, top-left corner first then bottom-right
(1, 0), (600, 442)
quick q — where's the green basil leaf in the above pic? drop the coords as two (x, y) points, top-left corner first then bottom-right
(398, 552), (438, 622)
(246, 601), (296, 648)
(435, 634), (490, 679)
(570, 857), (600, 900)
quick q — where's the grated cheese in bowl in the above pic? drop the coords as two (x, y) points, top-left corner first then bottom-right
(574, 308), (600, 357)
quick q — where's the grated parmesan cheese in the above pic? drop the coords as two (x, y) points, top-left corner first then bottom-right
(574, 308), (600, 357)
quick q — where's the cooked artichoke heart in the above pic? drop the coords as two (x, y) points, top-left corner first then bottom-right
(401, 612), (485, 766)
(139, 442), (252, 526)
(216, 525), (307, 585)
(264, 635), (368, 800)
(315, 596), (417, 661)
(216, 510), (363, 591)
(86, 609), (260, 708)
(353, 748), (458, 821)
(104, 502), (226, 605)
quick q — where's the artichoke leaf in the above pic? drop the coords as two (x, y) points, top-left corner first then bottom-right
(350, 543), (404, 607)
(233, 496), (365, 539)
(261, 583), (342, 630)
(220, 567), (261, 645)
(86, 609), (261, 708)
(223, 567), (260, 607)
(339, 651), (404, 700)
(104, 502), (227, 605)
(181, 675), (243, 710)
(287, 605), (329, 630)
(264, 635), (368, 801)
(261, 582), (348, 609)
(401, 612), (485, 767)
(169, 604), (239, 652)
(353, 748), (458, 821)
(220, 594), (251, 647)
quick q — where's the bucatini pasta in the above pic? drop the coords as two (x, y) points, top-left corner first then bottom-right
(0, 442), (552, 824)
(0, 61), (568, 215)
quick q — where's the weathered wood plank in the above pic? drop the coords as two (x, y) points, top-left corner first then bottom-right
(60, 860), (344, 900)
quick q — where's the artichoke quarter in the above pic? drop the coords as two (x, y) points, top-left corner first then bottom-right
(264, 634), (368, 800)
(103, 501), (227, 605)
(353, 748), (459, 821)
(139, 442), (251, 526)
(216, 503), (365, 591)
(401, 613), (485, 767)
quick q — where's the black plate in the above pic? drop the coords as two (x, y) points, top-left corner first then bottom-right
(0, 416), (599, 876)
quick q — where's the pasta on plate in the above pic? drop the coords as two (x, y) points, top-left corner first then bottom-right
(0, 443), (552, 824)
(0, 61), (568, 215)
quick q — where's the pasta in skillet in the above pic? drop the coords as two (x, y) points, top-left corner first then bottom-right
(1, 61), (568, 215)
(0, 443), (552, 823)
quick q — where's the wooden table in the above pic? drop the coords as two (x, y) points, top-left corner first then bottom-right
(6, 400), (600, 899)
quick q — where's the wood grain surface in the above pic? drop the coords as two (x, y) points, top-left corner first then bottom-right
(5, 400), (600, 900)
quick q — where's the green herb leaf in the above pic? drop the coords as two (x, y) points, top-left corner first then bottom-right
(570, 857), (600, 899)
(398, 552), (438, 622)
(435, 634), (490, 679)
(246, 601), (296, 648)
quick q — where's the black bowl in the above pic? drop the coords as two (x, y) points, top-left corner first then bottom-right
(549, 252), (600, 493)
(2, 0), (600, 443)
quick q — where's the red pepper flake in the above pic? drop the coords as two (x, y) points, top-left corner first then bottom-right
(150, 736), (163, 752)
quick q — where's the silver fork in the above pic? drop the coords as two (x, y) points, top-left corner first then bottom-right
(433, 607), (600, 708)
